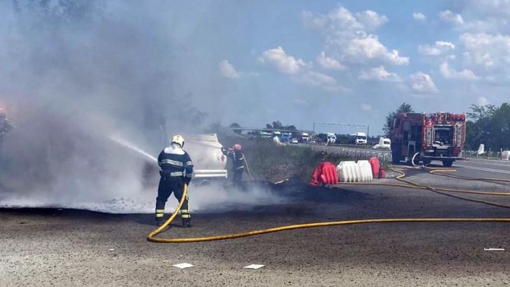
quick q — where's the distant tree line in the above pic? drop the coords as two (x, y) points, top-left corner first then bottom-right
(229, 121), (298, 135)
(231, 102), (510, 151)
(264, 121), (297, 131)
(466, 103), (510, 151)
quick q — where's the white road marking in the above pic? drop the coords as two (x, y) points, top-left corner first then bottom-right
(244, 264), (265, 269)
(173, 263), (194, 269)
(458, 165), (510, 175)
(460, 160), (510, 168)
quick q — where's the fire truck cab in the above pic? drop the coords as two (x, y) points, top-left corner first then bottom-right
(390, 112), (466, 167)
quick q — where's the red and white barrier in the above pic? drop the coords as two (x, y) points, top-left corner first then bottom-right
(337, 160), (373, 182)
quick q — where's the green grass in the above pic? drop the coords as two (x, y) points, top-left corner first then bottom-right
(220, 136), (350, 183)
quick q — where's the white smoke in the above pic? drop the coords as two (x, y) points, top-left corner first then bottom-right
(0, 1), (285, 213)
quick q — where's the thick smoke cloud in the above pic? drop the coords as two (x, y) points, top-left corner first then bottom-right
(0, 0), (259, 212)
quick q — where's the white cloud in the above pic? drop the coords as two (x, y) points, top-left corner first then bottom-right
(303, 6), (408, 66)
(259, 47), (348, 93)
(457, 0), (510, 18)
(460, 33), (510, 69)
(478, 96), (490, 106)
(295, 71), (349, 93)
(344, 34), (409, 65)
(258, 46), (307, 74)
(439, 10), (464, 25)
(360, 103), (372, 112)
(316, 51), (346, 70)
(408, 72), (439, 94)
(359, 66), (402, 82)
(418, 41), (455, 56)
(413, 12), (426, 21)
(459, 19), (508, 33)
(354, 10), (389, 31)
(303, 7), (387, 33)
(439, 62), (480, 80)
(219, 60), (240, 79)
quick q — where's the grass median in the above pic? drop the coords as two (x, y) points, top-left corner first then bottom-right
(219, 136), (350, 183)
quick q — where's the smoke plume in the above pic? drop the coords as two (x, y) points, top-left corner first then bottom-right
(0, 0), (280, 213)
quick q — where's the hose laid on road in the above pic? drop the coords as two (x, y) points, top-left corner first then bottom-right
(393, 168), (510, 209)
(147, 167), (510, 243)
(341, 167), (510, 198)
(147, 183), (189, 243)
(430, 171), (510, 184)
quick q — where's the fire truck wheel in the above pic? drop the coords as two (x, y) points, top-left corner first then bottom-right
(442, 160), (453, 167)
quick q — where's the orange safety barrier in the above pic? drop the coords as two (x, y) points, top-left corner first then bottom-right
(310, 162), (339, 186)
(369, 157), (380, 178)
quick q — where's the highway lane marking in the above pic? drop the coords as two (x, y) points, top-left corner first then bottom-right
(458, 161), (510, 168)
(458, 165), (510, 175)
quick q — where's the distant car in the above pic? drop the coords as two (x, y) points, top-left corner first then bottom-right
(290, 138), (299, 144)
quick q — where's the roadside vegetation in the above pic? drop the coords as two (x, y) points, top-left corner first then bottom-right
(465, 103), (510, 151)
(219, 135), (348, 183)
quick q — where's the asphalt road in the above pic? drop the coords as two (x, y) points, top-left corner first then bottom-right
(1, 166), (509, 286)
(456, 158), (510, 179)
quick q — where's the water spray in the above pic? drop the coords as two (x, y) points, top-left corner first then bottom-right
(110, 135), (158, 163)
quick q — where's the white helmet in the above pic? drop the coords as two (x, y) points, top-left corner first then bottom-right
(171, 134), (185, 147)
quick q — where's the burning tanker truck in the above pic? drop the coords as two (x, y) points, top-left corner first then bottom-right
(390, 112), (466, 167)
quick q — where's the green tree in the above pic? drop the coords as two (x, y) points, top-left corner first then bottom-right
(383, 103), (414, 137)
(272, 121), (283, 129)
(285, 125), (297, 131)
(466, 103), (510, 151)
(265, 121), (296, 131)
(229, 123), (242, 134)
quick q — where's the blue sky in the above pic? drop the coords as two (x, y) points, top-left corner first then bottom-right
(2, 1), (510, 136)
(158, 0), (510, 135)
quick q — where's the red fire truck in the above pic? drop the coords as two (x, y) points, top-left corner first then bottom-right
(390, 112), (466, 167)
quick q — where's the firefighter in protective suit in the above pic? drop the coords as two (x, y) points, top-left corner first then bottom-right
(155, 135), (194, 227)
(222, 143), (245, 187)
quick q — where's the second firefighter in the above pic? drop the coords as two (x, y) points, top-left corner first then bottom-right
(222, 143), (245, 187)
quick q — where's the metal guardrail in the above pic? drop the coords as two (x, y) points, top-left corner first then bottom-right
(305, 143), (392, 164)
(462, 150), (505, 160)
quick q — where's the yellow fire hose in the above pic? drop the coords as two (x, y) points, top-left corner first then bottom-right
(147, 166), (510, 243)
(242, 152), (255, 181)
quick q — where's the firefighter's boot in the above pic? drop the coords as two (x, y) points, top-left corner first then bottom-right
(182, 218), (193, 228)
(155, 218), (164, 227)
